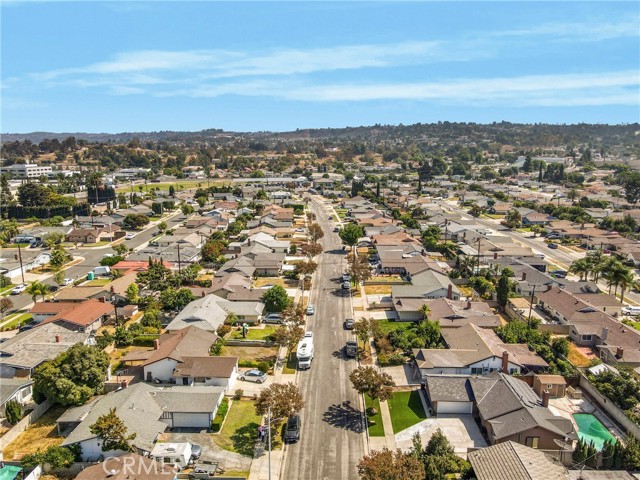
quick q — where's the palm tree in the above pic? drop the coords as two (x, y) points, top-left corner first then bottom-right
(601, 260), (628, 296)
(26, 281), (48, 303)
(569, 258), (591, 282)
(618, 271), (637, 305)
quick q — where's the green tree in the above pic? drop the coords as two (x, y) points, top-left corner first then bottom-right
(349, 366), (395, 402)
(339, 223), (364, 246)
(44, 232), (65, 249)
(33, 344), (110, 406)
(17, 182), (51, 207)
(353, 318), (372, 348)
(569, 257), (591, 282)
(21, 446), (75, 470)
(157, 221), (168, 232)
(0, 174), (15, 207)
(255, 382), (304, 431)
(181, 204), (195, 215)
(273, 324), (305, 360)
(307, 223), (324, 243)
(123, 213), (150, 229)
(53, 269), (66, 287)
(49, 245), (68, 270)
(89, 408), (136, 452)
(125, 282), (139, 304)
(0, 296), (14, 320)
(26, 280), (48, 303)
(4, 399), (23, 425)
(496, 270), (512, 307)
(357, 448), (425, 480)
(113, 243), (129, 256)
(261, 285), (290, 313)
(412, 429), (470, 480)
(113, 326), (133, 347)
(623, 171), (640, 204)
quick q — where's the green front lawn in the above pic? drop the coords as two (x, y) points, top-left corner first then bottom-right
(365, 394), (385, 437)
(84, 278), (112, 286)
(387, 390), (427, 433)
(215, 399), (280, 456)
(374, 319), (412, 335)
(229, 325), (277, 341)
(1, 312), (32, 331)
(0, 284), (15, 296)
(283, 353), (297, 374)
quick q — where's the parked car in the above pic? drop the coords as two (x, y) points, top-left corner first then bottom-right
(62, 278), (74, 286)
(622, 306), (640, 316)
(342, 273), (351, 282)
(18, 323), (34, 333)
(239, 369), (267, 383)
(11, 284), (27, 295)
(190, 444), (202, 461)
(344, 318), (355, 330)
(550, 270), (567, 278)
(263, 313), (283, 324)
(547, 243), (559, 249)
(306, 304), (315, 315)
(345, 340), (358, 358)
(149, 241), (160, 247)
(333, 227), (340, 233)
(342, 281), (351, 290)
(284, 414), (301, 443)
(125, 233), (136, 240)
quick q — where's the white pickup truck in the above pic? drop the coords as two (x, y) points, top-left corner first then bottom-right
(296, 332), (314, 370)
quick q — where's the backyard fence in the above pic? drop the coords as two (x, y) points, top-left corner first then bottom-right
(578, 373), (640, 440)
(0, 400), (52, 452)
(225, 339), (276, 347)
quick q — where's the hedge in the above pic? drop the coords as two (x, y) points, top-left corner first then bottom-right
(212, 397), (230, 432)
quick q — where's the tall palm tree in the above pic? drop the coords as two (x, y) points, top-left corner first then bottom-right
(26, 281), (48, 303)
(618, 271), (637, 305)
(569, 258), (591, 282)
(602, 260), (627, 296)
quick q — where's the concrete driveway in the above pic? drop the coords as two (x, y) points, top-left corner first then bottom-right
(395, 415), (486, 459)
(234, 370), (274, 397)
(381, 364), (421, 386)
(164, 431), (252, 473)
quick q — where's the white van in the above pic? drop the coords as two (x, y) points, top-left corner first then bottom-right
(150, 442), (193, 471)
(622, 306), (640, 316)
(92, 266), (111, 276)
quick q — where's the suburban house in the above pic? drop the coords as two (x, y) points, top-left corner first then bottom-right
(165, 294), (264, 332)
(537, 286), (640, 365)
(424, 372), (576, 449)
(425, 298), (502, 329)
(0, 250), (51, 280)
(59, 382), (225, 461)
(33, 298), (115, 333)
(74, 453), (177, 480)
(14, 226), (73, 244)
(522, 212), (555, 225)
(0, 378), (33, 418)
(468, 441), (568, 480)
(67, 225), (121, 244)
(0, 322), (91, 378)
(414, 323), (547, 376)
(172, 356), (238, 388)
(392, 271), (461, 320)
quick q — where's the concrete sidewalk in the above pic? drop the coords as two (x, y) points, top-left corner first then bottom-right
(378, 400), (397, 450)
(248, 444), (284, 480)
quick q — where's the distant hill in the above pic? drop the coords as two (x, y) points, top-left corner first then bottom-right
(2, 122), (639, 147)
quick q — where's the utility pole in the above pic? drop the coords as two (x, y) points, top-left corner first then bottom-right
(177, 243), (182, 276)
(476, 237), (482, 276)
(267, 406), (272, 480)
(528, 285), (536, 328)
(16, 243), (25, 285)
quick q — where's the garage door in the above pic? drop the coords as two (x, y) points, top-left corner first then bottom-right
(172, 413), (211, 428)
(437, 401), (473, 414)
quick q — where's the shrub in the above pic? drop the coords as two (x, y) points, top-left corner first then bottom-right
(5, 399), (23, 425)
(234, 389), (243, 400)
(257, 361), (271, 373)
(131, 335), (161, 347)
(209, 340), (224, 356)
(21, 446), (75, 469)
(216, 324), (232, 338)
(212, 397), (230, 432)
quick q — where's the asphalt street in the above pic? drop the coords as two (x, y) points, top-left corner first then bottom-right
(7, 212), (186, 312)
(281, 197), (365, 480)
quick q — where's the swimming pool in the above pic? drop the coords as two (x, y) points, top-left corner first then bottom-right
(573, 413), (616, 451)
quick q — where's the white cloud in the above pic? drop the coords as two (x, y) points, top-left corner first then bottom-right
(496, 16), (640, 42)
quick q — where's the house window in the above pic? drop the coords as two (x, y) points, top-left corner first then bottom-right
(547, 384), (553, 389)
(582, 335), (592, 341)
(163, 457), (172, 464)
(510, 368), (518, 374)
(471, 368), (482, 375)
(195, 377), (206, 383)
(525, 436), (539, 448)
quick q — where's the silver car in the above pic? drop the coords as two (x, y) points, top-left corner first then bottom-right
(239, 369), (267, 383)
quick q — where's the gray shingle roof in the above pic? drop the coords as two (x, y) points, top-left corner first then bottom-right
(468, 441), (567, 480)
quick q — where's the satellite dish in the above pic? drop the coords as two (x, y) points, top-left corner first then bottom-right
(553, 438), (573, 450)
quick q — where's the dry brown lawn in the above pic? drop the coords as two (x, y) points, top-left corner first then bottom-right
(3, 405), (66, 460)
(254, 277), (285, 288)
(568, 343), (592, 367)
(222, 345), (278, 363)
(364, 285), (392, 295)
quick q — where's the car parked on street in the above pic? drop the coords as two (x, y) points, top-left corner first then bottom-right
(306, 304), (315, 315)
(125, 233), (136, 240)
(547, 243), (559, 249)
(284, 414), (301, 443)
(550, 270), (567, 278)
(62, 278), (74, 286)
(239, 369), (267, 383)
(262, 313), (283, 324)
(344, 318), (355, 329)
(342, 281), (351, 290)
(11, 284), (27, 295)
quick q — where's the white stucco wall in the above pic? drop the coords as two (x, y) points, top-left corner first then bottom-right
(144, 358), (178, 382)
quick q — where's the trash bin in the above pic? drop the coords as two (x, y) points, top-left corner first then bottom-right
(87, 272), (95, 280)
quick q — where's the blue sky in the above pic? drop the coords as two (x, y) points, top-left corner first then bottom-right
(1, 1), (639, 133)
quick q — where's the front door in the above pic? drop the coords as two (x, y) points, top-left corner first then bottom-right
(182, 377), (189, 385)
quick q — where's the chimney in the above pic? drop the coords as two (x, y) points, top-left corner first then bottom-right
(99, 296), (105, 303)
(447, 284), (453, 300)
(501, 351), (509, 372)
(542, 390), (551, 408)
(546, 284), (553, 292)
(601, 327), (609, 342)
(120, 380), (127, 389)
(466, 299), (472, 310)
(493, 252), (498, 260)
(201, 290), (206, 297)
(153, 339), (160, 350)
(616, 347), (624, 359)
(55, 334), (61, 343)
(522, 272), (527, 281)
